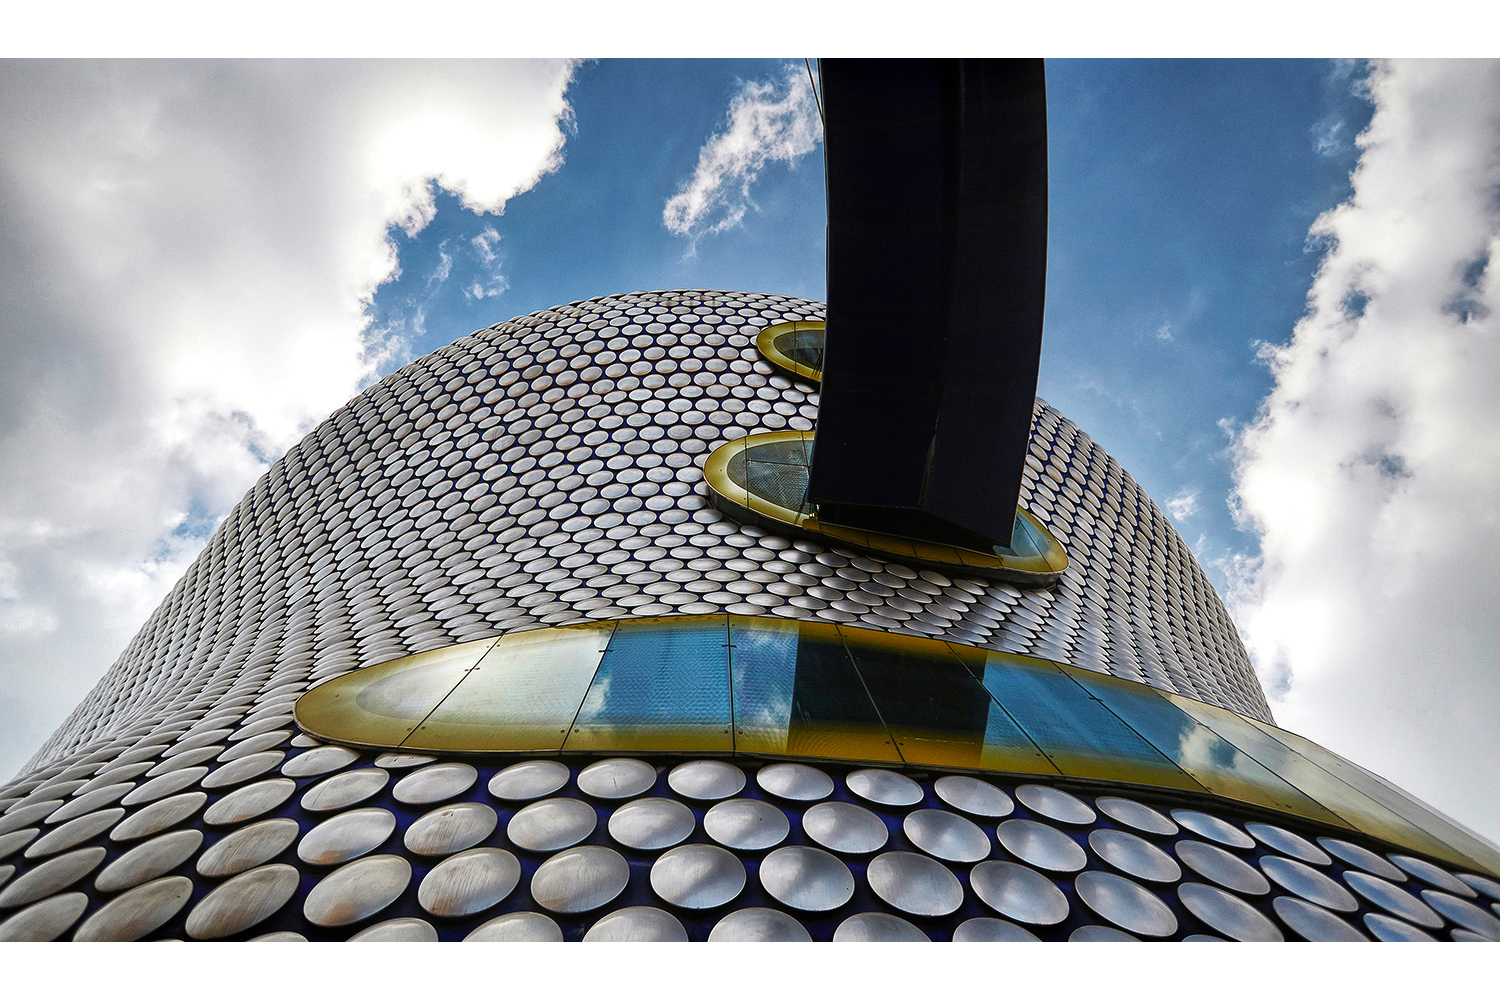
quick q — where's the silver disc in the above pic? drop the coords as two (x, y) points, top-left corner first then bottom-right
(1174, 840), (1269, 895)
(1344, 870), (1442, 928)
(755, 762), (833, 802)
(997, 818), (1086, 872)
(94, 828), (203, 892)
(0, 892), (89, 942)
(530, 846), (630, 913)
(299, 768), (389, 812)
(185, 863), (300, 939)
(72, 876), (193, 942)
(303, 854), (412, 927)
(1421, 889), (1500, 939)
(1095, 795), (1177, 836)
(0, 846), (105, 908)
(1260, 855), (1357, 912)
(933, 775), (1013, 818)
(902, 809), (990, 863)
(650, 843), (746, 909)
(702, 798), (789, 851)
(1015, 784), (1095, 825)
(1272, 895), (1367, 941)
(610, 797), (696, 851)
(1363, 912), (1435, 941)
(846, 768), (923, 807)
(418, 848), (521, 918)
(403, 801), (498, 856)
(1176, 881), (1281, 941)
(833, 912), (928, 942)
(969, 860), (1070, 925)
(1391, 854), (1474, 896)
(866, 851), (963, 917)
(801, 800), (887, 855)
(1245, 821), (1330, 865)
(465, 911), (564, 941)
(197, 818), (300, 877)
(759, 845), (855, 912)
(202, 778), (294, 826)
(1069, 924), (1139, 942)
(393, 762), (477, 805)
(1170, 809), (1253, 849)
(576, 758), (657, 800)
(488, 759), (570, 801)
(1318, 837), (1405, 880)
(667, 760), (746, 801)
(583, 906), (687, 942)
(348, 917), (438, 942)
(280, 746), (359, 778)
(1089, 829), (1181, 883)
(507, 797), (598, 852)
(953, 916), (1041, 941)
(297, 807), (397, 866)
(1075, 870), (1178, 938)
(708, 907), (812, 942)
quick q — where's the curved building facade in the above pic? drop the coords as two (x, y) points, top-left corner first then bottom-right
(2, 289), (1498, 943)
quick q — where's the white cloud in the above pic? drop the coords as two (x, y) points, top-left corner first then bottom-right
(465, 225), (509, 300)
(0, 60), (576, 778)
(663, 62), (822, 243)
(1165, 488), (1199, 521)
(1228, 60), (1500, 843)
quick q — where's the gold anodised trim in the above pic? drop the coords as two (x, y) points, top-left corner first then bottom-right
(755, 321), (825, 383)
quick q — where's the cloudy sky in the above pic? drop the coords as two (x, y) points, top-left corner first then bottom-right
(2, 58), (1497, 846)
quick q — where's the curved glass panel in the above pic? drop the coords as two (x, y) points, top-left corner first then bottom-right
(755, 321), (825, 383)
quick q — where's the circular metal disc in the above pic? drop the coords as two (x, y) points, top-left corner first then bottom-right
(303, 854), (412, 927)
(1069, 924), (1139, 942)
(507, 797), (598, 853)
(1089, 829), (1181, 883)
(1075, 870), (1178, 937)
(349, 917), (438, 942)
(576, 759), (656, 800)
(121, 769), (207, 807)
(1457, 872), (1500, 902)
(1421, 889), (1500, 939)
(110, 795), (201, 844)
(530, 846), (630, 913)
(759, 846), (855, 912)
(610, 797), (696, 851)
(280, 746), (360, 778)
(1363, 912), (1435, 941)
(667, 760), (746, 801)
(867, 851), (963, 917)
(95, 828), (203, 892)
(1016, 784), (1095, 825)
(0, 846), (105, 908)
(1260, 855), (1358, 912)
(393, 762), (478, 805)
(404, 801), (498, 856)
(1245, 821), (1330, 865)
(1170, 809), (1253, 849)
(696, 798), (785, 851)
(583, 906), (688, 942)
(488, 759), (570, 801)
(248, 931), (307, 942)
(953, 916), (1041, 941)
(1344, 870), (1443, 928)
(202, 778), (295, 826)
(73, 876), (193, 942)
(846, 768), (923, 808)
(1272, 895), (1367, 942)
(801, 801), (887, 855)
(1174, 840), (1270, 895)
(0, 892), (88, 942)
(0, 829), (39, 862)
(465, 911), (564, 942)
(708, 907), (812, 942)
(298, 807), (397, 866)
(34, 807), (126, 854)
(1096, 796), (1178, 836)
(902, 809), (990, 863)
(997, 818), (1087, 872)
(969, 860), (1070, 925)
(373, 753), (436, 770)
(1318, 837), (1406, 880)
(649, 843), (745, 909)
(50, 782), (132, 820)
(197, 818), (300, 878)
(300, 768), (390, 812)
(185, 863), (300, 939)
(833, 912), (928, 942)
(0, 801), (61, 836)
(201, 751), (285, 789)
(1391, 854), (1474, 896)
(418, 847), (521, 918)
(933, 775), (1013, 818)
(755, 762), (833, 802)
(1176, 881), (1281, 941)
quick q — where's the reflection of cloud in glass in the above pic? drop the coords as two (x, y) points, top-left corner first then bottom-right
(731, 625), (797, 729)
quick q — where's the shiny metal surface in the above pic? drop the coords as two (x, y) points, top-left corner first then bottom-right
(349, 917), (439, 942)
(997, 818), (1087, 872)
(867, 850), (964, 916)
(248, 930), (308, 941)
(0, 828), (39, 862)
(1363, 912), (1436, 941)
(303, 853), (412, 927)
(953, 916), (1041, 941)
(969, 859), (1070, 925)
(576, 758), (656, 800)
(30, 807), (125, 855)
(1089, 829), (1181, 883)
(393, 762), (479, 805)
(202, 778), (295, 826)
(801, 800), (887, 855)
(0, 846), (105, 908)
(465, 910), (564, 941)
(184, 863), (300, 939)
(94, 828), (203, 892)
(1095, 795), (1178, 836)
(708, 907), (813, 942)
(1175, 881), (1281, 941)
(121, 768), (208, 806)
(530, 846), (631, 913)
(1069, 924), (1139, 941)
(667, 759), (746, 801)
(583, 905), (688, 942)
(280, 745), (360, 778)
(300, 767), (390, 812)
(1260, 855), (1358, 912)
(488, 759), (570, 801)
(1421, 889), (1500, 939)
(298, 808), (397, 866)
(0, 801), (61, 836)
(1343, 870), (1443, 927)
(1450, 929), (1490, 941)
(73, 876), (193, 941)
(933, 775), (1013, 818)
(1174, 840), (1270, 895)
(110, 795), (204, 843)
(759, 845), (855, 911)
(1318, 837), (1406, 880)
(0, 891), (88, 941)
(418, 847), (522, 918)
(197, 818), (300, 877)
(649, 844), (746, 910)
(902, 809), (990, 863)
(1458, 871), (1500, 901)
(610, 797), (696, 851)
(46, 783), (133, 823)
(1245, 821), (1330, 865)
(373, 753), (436, 770)
(201, 751), (285, 789)
(507, 797), (599, 852)
(1075, 870), (1178, 937)
(1015, 784), (1095, 825)
(1272, 895), (1367, 942)
(755, 762), (834, 802)
(846, 768), (923, 807)
(1391, 853), (1474, 896)
(404, 801), (498, 856)
(833, 911), (929, 942)
(1171, 809), (1253, 849)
